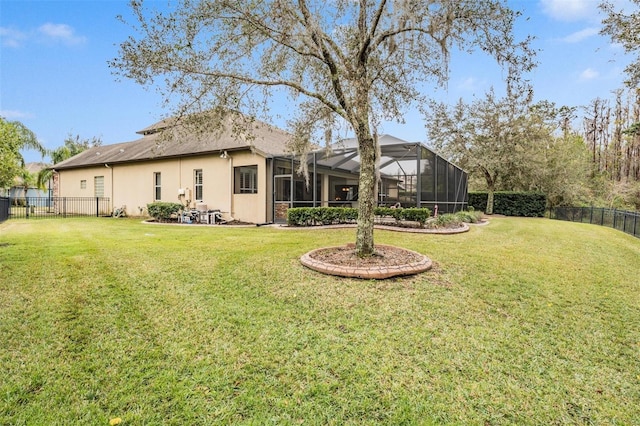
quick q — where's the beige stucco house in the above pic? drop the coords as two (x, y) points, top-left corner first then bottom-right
(53, 113), (467, 223)
(53, 114), (291, 224)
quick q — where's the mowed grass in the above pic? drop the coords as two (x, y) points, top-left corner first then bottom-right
(0, 217), (639, 425)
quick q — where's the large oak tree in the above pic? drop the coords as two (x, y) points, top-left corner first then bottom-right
(112, 0), (533, 256)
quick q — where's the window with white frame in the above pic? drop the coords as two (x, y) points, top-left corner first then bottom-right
(234, 165), (258, 194)
(153, 172), (161, 200)
(194, 169), (203, 201)
(94, 176), (104, 197)
(80, 180), (86, 189)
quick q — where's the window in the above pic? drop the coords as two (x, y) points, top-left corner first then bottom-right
(154, 172), (161, 200)
(94, 176), (104, 197)
(234, 166), (258, 194)
(194, 169), (203, 201)
(80, 180), (86, 189)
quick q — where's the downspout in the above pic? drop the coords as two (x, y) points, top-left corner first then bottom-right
(105, 163), (113, 213)
(222, 151), (234, 221)
(270, 156), (275, 222)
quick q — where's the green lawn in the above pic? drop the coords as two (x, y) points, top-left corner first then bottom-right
(1, 217), (639, 425)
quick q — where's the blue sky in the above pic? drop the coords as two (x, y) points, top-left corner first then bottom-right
(1, 0), (633, 164)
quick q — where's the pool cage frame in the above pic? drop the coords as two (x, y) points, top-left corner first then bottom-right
(271, 135), (468, 223)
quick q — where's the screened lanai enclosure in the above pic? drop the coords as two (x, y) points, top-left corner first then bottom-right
(271, 135), (468, 223)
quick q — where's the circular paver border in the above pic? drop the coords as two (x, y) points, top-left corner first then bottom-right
(300, 244), (433, 280)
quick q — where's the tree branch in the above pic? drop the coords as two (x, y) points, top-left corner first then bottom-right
(297, 0), (353, 121)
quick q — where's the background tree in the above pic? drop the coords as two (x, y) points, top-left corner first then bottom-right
(426, 85), (539, 214)
(112, 0), (533, 256)
(518, 102), (591, 209)
(51, 134), (102, 164)
(580, 89), (640, 209)
(0, 118), (46, 189)
(426, 89), (591, 212)
(15, 169), (37, 199)
(36, 134), (102, 190)
(600, 0), (640, 87)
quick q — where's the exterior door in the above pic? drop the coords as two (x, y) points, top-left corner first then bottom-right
(274, 175), (292, 223)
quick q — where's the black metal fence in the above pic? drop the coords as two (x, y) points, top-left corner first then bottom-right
(552, 206), (639, 239)
(6, 197), (111, 219)
(0, 197), (9, 223)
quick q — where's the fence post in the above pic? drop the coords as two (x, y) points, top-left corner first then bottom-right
(96, 197), (99, 217)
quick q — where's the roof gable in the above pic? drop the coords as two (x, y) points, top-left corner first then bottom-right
(54, 113), (292, 170)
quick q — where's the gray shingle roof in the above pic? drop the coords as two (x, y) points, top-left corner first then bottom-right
(54, 113), (292, 170)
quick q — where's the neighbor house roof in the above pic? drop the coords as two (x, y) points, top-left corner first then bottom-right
(54, 112), (292, 170)
(24, 162), (50, 174)
(11, 162), (51, 187)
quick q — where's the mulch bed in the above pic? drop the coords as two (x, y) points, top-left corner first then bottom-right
(308, 244), (425, 268)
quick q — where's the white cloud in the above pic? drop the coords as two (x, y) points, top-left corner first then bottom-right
(540, 0), (600, 22)
(456, 77), (486, 92)
(0, 109), (32, 119)
(37, 23), (87, 46)
(579, 68), (600, 80)
(561, 26), (600, 43)
(0, 27), (28, 48)
(1, 23), (86, 47)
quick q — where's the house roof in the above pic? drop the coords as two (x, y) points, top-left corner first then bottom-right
(24, 162), (50, 174)
(11, 162), (51, 187)
(54, 113), (292, 170)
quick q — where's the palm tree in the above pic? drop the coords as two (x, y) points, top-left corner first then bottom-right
(0, 118), (47, 189)
(35, 134), (101, 199)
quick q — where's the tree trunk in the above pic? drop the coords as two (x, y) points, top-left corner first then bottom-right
(355, 131), (377, 257)
(486, 189), (495, 215)
(481, 167), (496, 215)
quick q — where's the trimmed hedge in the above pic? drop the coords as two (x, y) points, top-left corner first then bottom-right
(286, 207), (357, 226)
(287, 206), (431, 227)
(147, 202), (183, 222)
(468, 192), (488, 213)
(468, 192), (546, 217)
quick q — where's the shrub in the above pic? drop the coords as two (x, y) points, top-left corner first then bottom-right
(287, 207), (358, 226)
(374, 207), (404, 222)
(428, 213), (462, 229)
(469, 192), (546, 217)
(147, 202), (183, 222)
(401, 208), (431, 226)
(287, 206), (431, 227)
(468, 192), (487, 212)
(455, 210), (482, 223)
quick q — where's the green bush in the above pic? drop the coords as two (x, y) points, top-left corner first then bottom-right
(374, 207), (403, 222)
(468, 193), (487, 212)
(428, 213), (463, 229)
(287, 207), (358, 226)
(147, 202), (183, 222)
(469, 192), (546, 217)
(287, 206), (431, 227)
(455, 210), (482, 223)
(402, 208), (431, 225)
